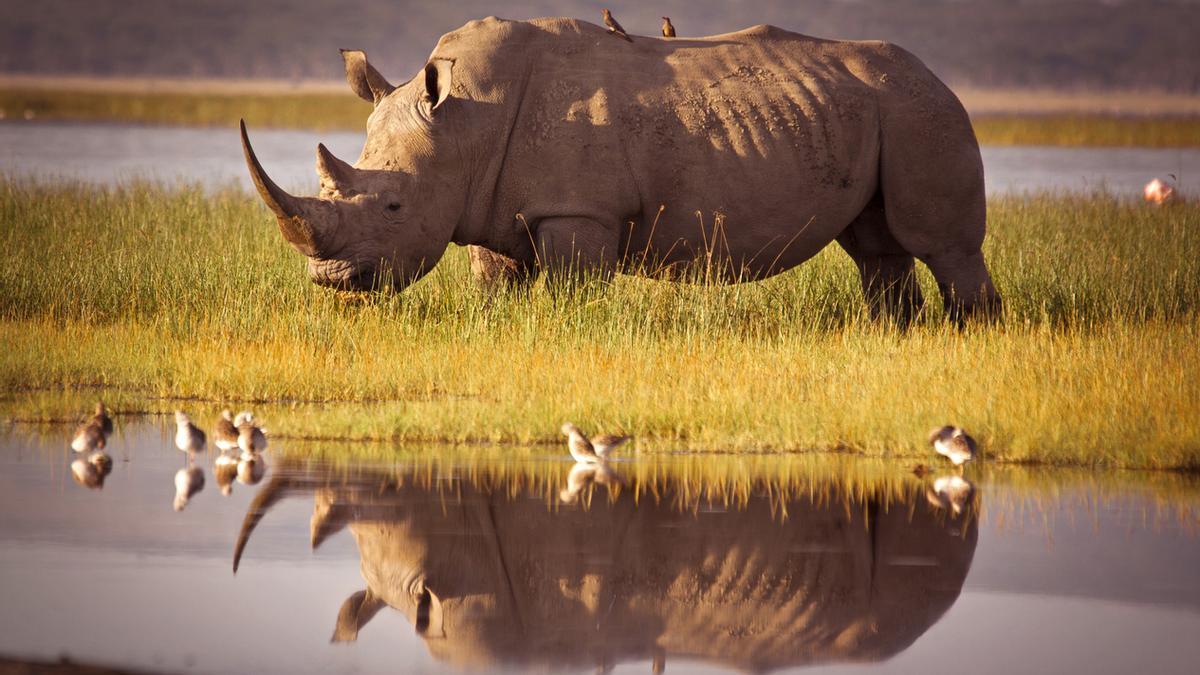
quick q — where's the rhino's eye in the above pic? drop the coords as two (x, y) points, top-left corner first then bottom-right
(386, 203), (402, 212)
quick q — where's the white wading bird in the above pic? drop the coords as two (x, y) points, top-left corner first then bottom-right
(174, 411), (207, 455)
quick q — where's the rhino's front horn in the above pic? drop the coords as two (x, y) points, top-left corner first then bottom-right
(240, 119), (328, 257)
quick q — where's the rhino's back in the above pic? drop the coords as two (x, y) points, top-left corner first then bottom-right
(437, 17), (960, 270)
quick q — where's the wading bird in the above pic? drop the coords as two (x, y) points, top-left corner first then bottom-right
(174, 411), (207, 454)
(91, 402), (114, 436)
(928, 425), (977, 468)
(213, 409), (240, 452)
(1144, 175), (1179, 205)
(235, 411), (269, 454)
(561, 423), (602, 464)
(71, 401), (113, 452)
(71, 419), (107, 453)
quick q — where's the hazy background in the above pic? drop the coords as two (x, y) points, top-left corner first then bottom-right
(2, 0), (1198, 91)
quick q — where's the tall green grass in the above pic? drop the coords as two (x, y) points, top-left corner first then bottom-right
(1, 179), (1198, 468)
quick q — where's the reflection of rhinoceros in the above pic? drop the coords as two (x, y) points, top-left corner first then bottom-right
(241, 16), (1001, 324)
(235, 465), (977, 672)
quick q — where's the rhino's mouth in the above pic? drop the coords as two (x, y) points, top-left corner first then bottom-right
(309, 259), (380, 291)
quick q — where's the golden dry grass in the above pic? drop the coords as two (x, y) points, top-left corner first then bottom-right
(1, 180), (1197, 469)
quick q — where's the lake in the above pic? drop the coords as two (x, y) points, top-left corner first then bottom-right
(1, 420), (1198, 674)
(1, 120), (1196, 196)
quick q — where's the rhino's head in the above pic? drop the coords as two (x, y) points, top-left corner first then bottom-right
(241, 50), (460, 291)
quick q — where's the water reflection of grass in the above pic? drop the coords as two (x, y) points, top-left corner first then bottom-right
(271, 445), (1200, 532)
(3, 87), (1199, 147)
(0, 182), (1198, 469)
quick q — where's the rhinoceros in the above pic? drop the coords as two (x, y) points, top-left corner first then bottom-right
(233, 462), (977, 672)
(241, 17), (1001, 323)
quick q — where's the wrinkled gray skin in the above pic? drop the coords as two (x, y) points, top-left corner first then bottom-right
(243, 17), (1000, 323)
(234, 463), (977, 671)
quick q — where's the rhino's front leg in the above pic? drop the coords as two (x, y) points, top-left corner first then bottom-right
(467, 245), (535, 291)
(535, 217), (620, 288)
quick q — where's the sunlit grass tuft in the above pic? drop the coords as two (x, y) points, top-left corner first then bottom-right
(0, 179), (1198, 469)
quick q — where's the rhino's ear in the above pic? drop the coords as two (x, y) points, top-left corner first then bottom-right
(340, 49), (395, 105)
(422, 59), (454, 115)
(415, 588), (445, 639)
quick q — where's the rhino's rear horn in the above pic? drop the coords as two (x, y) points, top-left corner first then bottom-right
(240, 120), (327, 257)
(316, 144), (357, 192)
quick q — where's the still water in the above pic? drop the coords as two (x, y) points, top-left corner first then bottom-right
(1, 120), (1197, 196)
(1, 421), (1198, 674)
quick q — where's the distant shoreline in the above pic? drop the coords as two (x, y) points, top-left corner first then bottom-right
(0, 74), (347, 95)
(4, 74), (1200, 117)
(2, 77), (1199, 147)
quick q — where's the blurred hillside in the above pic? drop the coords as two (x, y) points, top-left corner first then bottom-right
(3, 0), (1197, 92)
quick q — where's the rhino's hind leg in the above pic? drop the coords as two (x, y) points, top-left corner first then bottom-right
(876, 101), (1002, 325)
(836, 193), (925, 327)
(468, 246), (534, 292)
(921, 248), (1002, 325)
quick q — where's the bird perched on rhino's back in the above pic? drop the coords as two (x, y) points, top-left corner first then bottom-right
(602, 9), (632, 41)
(928, 425), (977, 466)
(661, 17), (676, 38)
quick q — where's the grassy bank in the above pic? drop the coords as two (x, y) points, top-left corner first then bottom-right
(970, 114), (1200, 148)
(0, 88), (370, 132)
(3, 87), (1199, 147)
(0, 181), (1198, 468)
